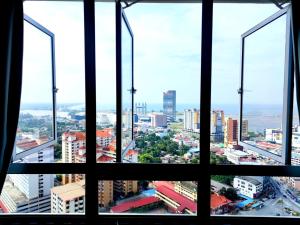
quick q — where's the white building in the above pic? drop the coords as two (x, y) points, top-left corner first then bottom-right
(0, 143), (54, 213)
(224, 149), (259, 165)
(265, 128), (282, 144)
(51, 180), (85, 213)
(184, 109), (200, 131)
(292, 132), (300, 148)
(233, 176), (263, 199)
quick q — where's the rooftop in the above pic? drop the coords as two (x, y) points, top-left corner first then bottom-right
(111, 196), (160, 213)
(210, 193), (231, 210)
(2, 179), (28, 205)
(235, 176), (262, 186)
(51, 180), (85, 202)
(156, 185), (197, 213)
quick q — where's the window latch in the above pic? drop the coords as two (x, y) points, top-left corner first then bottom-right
(237, 88), (242, 94)
(128, 87), (137, 94)
(53, 87), (59, 93)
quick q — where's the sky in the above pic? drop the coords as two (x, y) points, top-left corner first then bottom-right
(22, 1), (284, 108)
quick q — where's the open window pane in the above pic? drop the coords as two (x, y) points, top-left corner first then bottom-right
(211, 175), (300, 217)
(16, 18), (54, 158)
(0, 174), (84, 214)
(20, 1), (85, 163)
(241, 12), (287, 159)
(210, 2), (290, 166)
(98, 180), (197, 215)
(121, 11), (134, 158)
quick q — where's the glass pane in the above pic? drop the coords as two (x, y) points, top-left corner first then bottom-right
(0, 174), (84, 214)
(292, 86), (300, 165)
(242, 14), (287, 157)
(211, 175), (300, 217)
(16, 20), (53, 155)
(98, 180), (197, 215)
(122, 14), (134, 157)
(95, 2), (116, 163)
(122, 3), (201, 164)
(211, 3), (281, 165)
(23, 1), (85, 163)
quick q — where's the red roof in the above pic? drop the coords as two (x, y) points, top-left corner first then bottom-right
(126, 149), (138, 156)
(153, 181), (174, 190)
(63, 131), (86, 141)
(16, 139), (38, 150)
(111, 197), (160, 213)
(210, 193), (231, 210)
(156, 185), (197, 213)
(97, 155), (115, 162)
(96, 130), (112, 138)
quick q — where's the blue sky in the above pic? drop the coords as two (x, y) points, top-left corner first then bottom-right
(23, 2), (284, 107)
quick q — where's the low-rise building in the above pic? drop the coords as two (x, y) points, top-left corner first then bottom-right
(174, 182), (197, 202)
(51, 180), (85, 213)
(233, 176), (263, 199)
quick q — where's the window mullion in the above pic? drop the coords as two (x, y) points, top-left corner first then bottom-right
(200, 0), (213, 223)
(83, 0), (97, 219)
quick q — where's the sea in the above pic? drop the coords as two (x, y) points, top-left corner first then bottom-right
(20, 103), (299, 133)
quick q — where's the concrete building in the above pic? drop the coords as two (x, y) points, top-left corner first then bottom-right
(233, 176), (263, 199)
(184, 109), (200, 131)
(98, 180), (114, 208)
(150, 113), (167, 127)
(113, 180), (138, 197)
(174, 181), (197, 202)
(211, 110), (224, 143)
(242, 120), (249, 139)
(163, 90), (176, 122)
(224, 118), (238, 147)
(62, 131), (86, 184)
(265, 128), (282, 144)
(0, 140), (54, 213)
(51, 180), (85, 213)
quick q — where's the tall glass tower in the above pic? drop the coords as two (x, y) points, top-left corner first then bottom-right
(163, 90), (176, 122)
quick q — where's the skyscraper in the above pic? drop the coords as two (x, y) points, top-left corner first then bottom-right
(163, 90), (176, 122)
(211, 110), (225, 143)
(224, 117), (238, 147)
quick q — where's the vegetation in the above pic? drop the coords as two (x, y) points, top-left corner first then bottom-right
(219, 187), (239, 201)
(211, 175), (235, 186)
(210, 152), (231, 165)
(136, 132), (190, 163)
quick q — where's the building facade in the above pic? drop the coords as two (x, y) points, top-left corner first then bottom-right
(224, 117), (238, 147)
(233, 176), (263, 199)
(163, 90), (176, 122)
(51, 180), (85, 213)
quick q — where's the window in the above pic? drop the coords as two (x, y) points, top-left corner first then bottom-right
(1, 0), (300, 225)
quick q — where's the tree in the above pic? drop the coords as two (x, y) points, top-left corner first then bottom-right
(220, 188), (238, 201)
(211, 175), (234, 185)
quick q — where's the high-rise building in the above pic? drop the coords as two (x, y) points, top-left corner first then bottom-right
(211, 110), (225, 142)
(242, 120), (249, 139)
(62, 131), (86, 184)
(163, 90), (176, 122)
(113, 180), (138, 197)
(184, 109), (193, 130)
(224, 117), (238, 147)
(98, 180), (114, 208)
(184, 109), (200, 131)
(150, 113), (167, 127)
(0, 140), (54, 213)
(51, 180), (85, 213)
